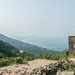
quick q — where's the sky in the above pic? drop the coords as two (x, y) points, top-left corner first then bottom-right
(0, 0), (75, 38)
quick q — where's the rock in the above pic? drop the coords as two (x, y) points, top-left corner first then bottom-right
(15, 65), (18, 67)
(56, 70), (61, 75)
(20, 71), (26, 74)
(0, 71), (2, 75)
(46, 67), (52, 71)
(42, 72), (46, 75)
(23, 61), (28, 64)
(23, 67), (28, 70)
(56, 71), (74, 75)
(27, 64), (30, 66)
(8, 70), (12, 73)
(0, 59), (74, 75)
(37, 72), (42, 75)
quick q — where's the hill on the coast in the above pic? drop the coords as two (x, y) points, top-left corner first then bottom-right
(0, 40), (30, 57)
(0, 34), (61, 56)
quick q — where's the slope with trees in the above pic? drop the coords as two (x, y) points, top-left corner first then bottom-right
(0, 34), (61, 56)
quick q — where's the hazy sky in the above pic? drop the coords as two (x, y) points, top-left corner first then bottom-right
(0, 0), (75, 37)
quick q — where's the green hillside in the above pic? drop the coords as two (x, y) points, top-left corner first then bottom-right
(0, 40), (30, 57)
(0, 40), (19, 57)
(0, 34), (61, 56)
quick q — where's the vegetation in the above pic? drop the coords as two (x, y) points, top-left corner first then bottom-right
(0, 40), (70, 67)
(0, 40), (19, 57)
(1, 38), (75, 73)
(0, 58), (9, 67)
(0, 34), (62, 56)
(36, 51), (75, 60)
(0, 40), (31, 58)
(1, 34), (75, 75)
(15, 57), (23, 64)
(68, 51), (75, 58)
(17, 52), (31, 58)
(0, 57), (22, 67)
(36, 53), (67, 60)
(0, 40), (32, 67)
(0, 50), (74, 67)
(24, 56), (34, 61)
(65, 64), (75, 71)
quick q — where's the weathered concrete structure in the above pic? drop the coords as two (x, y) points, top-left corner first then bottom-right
(69, 36), (75, 53)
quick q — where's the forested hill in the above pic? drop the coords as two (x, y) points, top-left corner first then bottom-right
(0, 40), (19, 57)
(0, 34), (61, 56)
(0, 40), (31, 57)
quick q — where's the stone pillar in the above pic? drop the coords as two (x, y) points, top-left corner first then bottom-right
(69, 36), (75, 54)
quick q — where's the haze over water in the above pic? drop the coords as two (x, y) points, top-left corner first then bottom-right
(12, 36), (68, 51)
(0, 0), (75, 51)
(23, 37), (68, 51)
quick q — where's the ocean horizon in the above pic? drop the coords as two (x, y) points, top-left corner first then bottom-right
(22, 37), (68, 51)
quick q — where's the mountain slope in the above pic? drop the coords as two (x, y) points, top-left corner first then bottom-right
(0, 40), (31, 57)
(0, 40), (19, 57)
(0, 34), (61, 56)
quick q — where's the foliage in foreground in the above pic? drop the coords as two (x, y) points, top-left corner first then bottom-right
(24, 56), (34, 61)
(0, 58), (9, 67)
(65, 64), (75, 71)
(0, 56), (35, 67)
(15, 57), (23, 64)
(0, 57), (23, 67)
(36, 51), (75, 60)
(1, 51), (75, 67)
(36, 53), (67, 60)
(68, 51), (75, 58)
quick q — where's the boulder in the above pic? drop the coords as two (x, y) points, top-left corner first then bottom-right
(56, 70), (74, 75)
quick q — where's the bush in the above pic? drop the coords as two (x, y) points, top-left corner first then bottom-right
(24, 56), (34, 61)
(15, 57), (23, 64)
(36, 53), (52, 59)
(68, 51), (75, 58)
(64, 64), (75, 71)
(0, 53), (4, 58)
(9, 57), (15, 64)
(50, 55), (64, 60)
(0, 58), (9, 67)
(43, 53), (52, 59)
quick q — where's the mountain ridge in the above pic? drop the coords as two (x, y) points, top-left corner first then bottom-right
(0, 34), (62, 56)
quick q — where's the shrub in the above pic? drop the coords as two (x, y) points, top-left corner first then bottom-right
(0, 53), (4, 58)
(0, 58), (9, 67)
(65, 64), (75, 71)
(50, 54), (64, 60)
(15, 57), (23, 64)
(44, 53), (52, 59)
(9, 57), (15, 64)
(24, 56), (34, 61)
(36, 53), (52, 59)
(68, 51), (75, 58)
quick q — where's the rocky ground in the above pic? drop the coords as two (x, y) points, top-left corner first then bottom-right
(0, 59), (57, 75)
(0, 59), (74, 75)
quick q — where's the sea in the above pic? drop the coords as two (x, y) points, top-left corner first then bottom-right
(22, 37), (68, 51)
